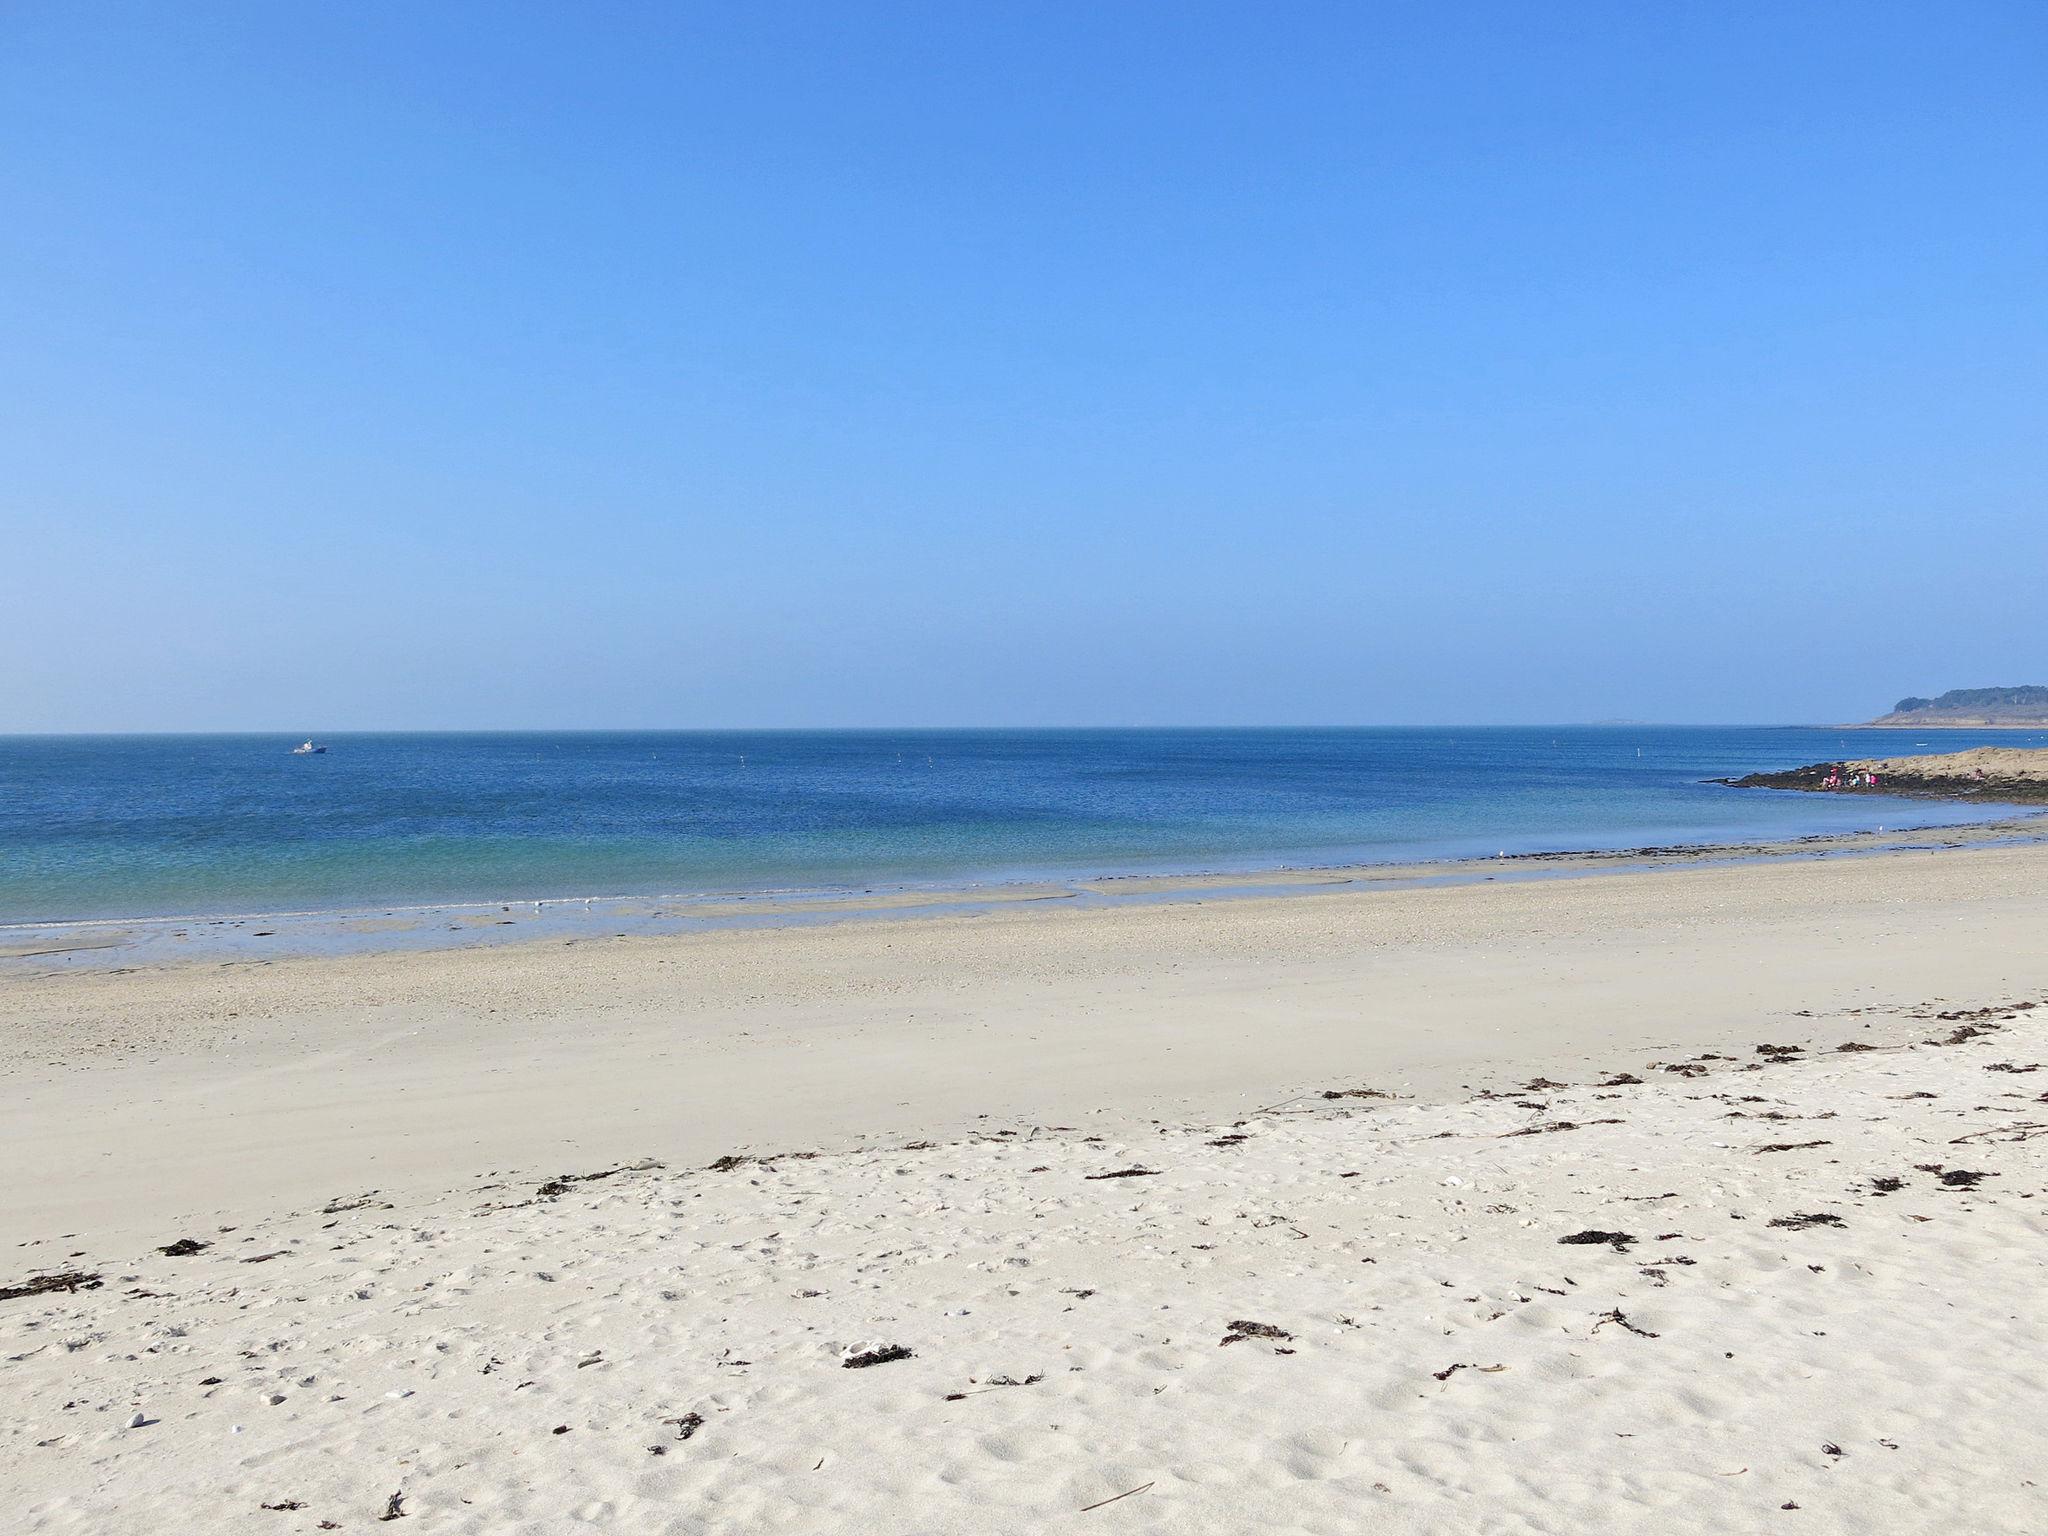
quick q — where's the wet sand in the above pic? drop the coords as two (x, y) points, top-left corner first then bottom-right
(5, 838), (2047, 1247)
(5, 810), (2041, 974)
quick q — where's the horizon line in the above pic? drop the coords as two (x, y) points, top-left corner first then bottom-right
(0, 721), (1903, 739)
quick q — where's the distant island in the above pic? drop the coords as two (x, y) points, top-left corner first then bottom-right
(1860, 685), (2048, 727)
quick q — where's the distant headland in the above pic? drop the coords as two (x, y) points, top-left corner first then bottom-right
(1857, 686), (2048, 728)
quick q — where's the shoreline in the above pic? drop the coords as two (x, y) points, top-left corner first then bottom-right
(7, 836), (2048, 1250)
(6, 805), (2044, 975)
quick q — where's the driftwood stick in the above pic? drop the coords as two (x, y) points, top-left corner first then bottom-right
(1080, 1481), (1155, 1512)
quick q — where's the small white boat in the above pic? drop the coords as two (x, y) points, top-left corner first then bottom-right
(291, 740), (328, 755)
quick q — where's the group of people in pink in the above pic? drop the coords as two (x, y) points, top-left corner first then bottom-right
(1820, 765), (1879, 789)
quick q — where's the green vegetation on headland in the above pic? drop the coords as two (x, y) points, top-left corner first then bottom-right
(1866, 686), (2048, 726)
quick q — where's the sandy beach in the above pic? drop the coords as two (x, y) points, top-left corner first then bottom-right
(5, 843), (2046, 1532)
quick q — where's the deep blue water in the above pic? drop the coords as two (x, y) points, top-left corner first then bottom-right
(1, 728), (2041, 924)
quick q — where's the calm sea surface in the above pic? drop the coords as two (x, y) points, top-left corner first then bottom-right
(1, 728), (2041, 924)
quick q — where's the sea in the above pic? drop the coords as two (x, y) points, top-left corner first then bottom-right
(1, 727), (2042, 928)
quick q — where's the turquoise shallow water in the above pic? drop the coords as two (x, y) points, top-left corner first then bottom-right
(1, 727), (2040, 924)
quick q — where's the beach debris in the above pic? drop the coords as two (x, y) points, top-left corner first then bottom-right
(1208, 1134), (1249, 1147)
(663, 1412), (706, 1441)
(1558, 1230), (1637, 1252)
(124, 1411), (149, 1428)
(1084, 1167), (1160, 1180)
(1431, 1362), (1507, 1381)
(261, 1501), (306, 1511)
(1821, 1443), (1846, 1458)
(535, 1158), (661, 1199)
(157, 1237), (210, 1256)
(1752, 1141), (1831, 1154)
(552, 1425), (570, 1435)
(1949, 1120), (2047, 1145)
(1768, 1213), (1846, 1230)
(1869, 1176), (1906, 1195)
(1219, 1319), (1292, 1346)
(1983, 1062), (2040, 1073)
(842, 1344), (914, 1369)
(1755, 1043), (1803, 1057)
(1501, 1119), (1621, 1137)
(1836, 1041), (1878, 1053)
(1247, 1210), (1310, 1237)
(1598, 1073), (1644, 1087)
(1937, 1169), (1993, 1188)
(322, 1194), (387, 1215)
(1080, 1481), (1154, 1513)
(705, 1150), (819, 1173)
(1319, 1087), (1404, 1101)
(945, 1373), (1045, 1400)
(1592, 1309), (1659, 1338)
(378, 1490), (407, 1521)
(1928, 1019), (2005, 1046)
(0, 1271), (102, 1302)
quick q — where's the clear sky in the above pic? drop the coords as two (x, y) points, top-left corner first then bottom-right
(3, 2), (2044, 730)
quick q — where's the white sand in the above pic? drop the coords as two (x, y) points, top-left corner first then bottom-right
(4, 845), (2047, 1531)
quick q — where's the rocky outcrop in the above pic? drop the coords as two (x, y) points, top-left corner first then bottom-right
(1725, 746), (2048, 803)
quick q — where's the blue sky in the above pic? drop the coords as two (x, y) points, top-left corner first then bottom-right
(3, 2), (2044, 729)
